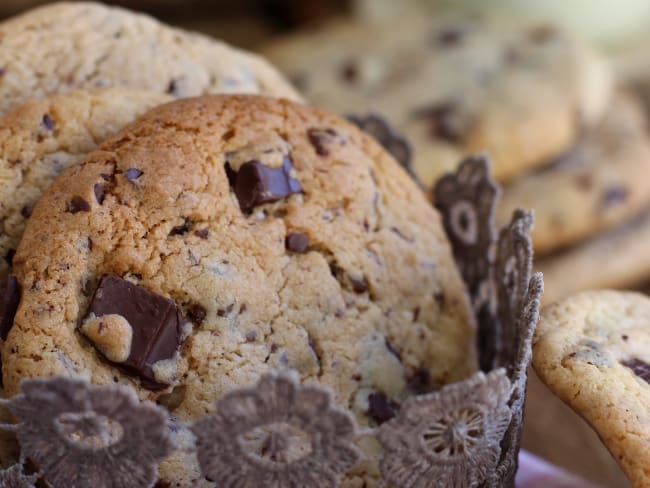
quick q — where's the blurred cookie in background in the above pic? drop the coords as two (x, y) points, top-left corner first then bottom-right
(262, 11), (612, 188)
(0, 2), (301, 116)
(497, 93), (650, 255)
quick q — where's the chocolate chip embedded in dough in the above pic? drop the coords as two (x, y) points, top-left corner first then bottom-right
(67, 196), (91, 213)
(285, 232), (309, 253)
(125, 168), (143, 181)
(84, 274), (183, 389)
(622, 358), (650, 385)
(367, 392), (399, 425)
(226, 157), (301, 212)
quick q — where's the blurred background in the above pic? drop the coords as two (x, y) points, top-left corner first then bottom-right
(4, 1), (650, 487)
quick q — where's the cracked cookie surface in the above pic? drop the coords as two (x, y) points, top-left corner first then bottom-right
(0, 87), (172, 278)
(0, 1), (300, 116)
(263, 12), (612, 187)
(3, 95), (476, 486)
(533, 290), (650, 487)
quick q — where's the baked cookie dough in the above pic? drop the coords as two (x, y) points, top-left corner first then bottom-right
(497, 94), (650, 255)
(0, 1), (300, 116)
(263, 12), (612, 187)
(2, 95), (477, 486)
(533, 290), (650, 487)
(0, 87), (172, 278)
(538, 208), (650, 306)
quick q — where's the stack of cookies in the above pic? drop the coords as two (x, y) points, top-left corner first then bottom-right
(0, 3), (526, 487)
(262, 9), (650, 306)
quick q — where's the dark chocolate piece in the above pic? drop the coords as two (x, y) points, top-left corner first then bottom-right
(42, 114), (54, 131)
(20, 206), (32, 218)
(407, 367), (432, 394)
(84, 274), (183, 389)
(194, 229), (209, 239)
(411, 102), (465, 142)
(436, 28), (464, 46)
(601, 186), (628, 208)
(622, 358), (650, 385)
(4, 249), (15, 266)
(125, 168), (143, 181)
(169, 221), (190, 236)
(226, 157), (301, 212)
(350, 276), (368, 294)
(307, 128), (340, 156)
(245, 330), (257, 342)
(187, 303), (207, 325)
(346, 114), (414, 178)
(367, 392), (399, 425)
(67, 196), (91, 213)
(94, 183), (105, 204)
(0, 275), (20, 340)
(285, 232), (309, 253)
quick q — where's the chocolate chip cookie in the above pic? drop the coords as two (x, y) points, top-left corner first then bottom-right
(497, 94), (650, 255)
(538, 208), (650, 305)
(533, 290), (650, 487)
(2, 95), (477, 486)
(0, 2), (300, 116)
(0, 87), (173, 279)
(262, 12), (612, 187)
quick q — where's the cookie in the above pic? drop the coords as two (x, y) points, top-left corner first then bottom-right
(0, 1), (300, 116)
(262, 12), (612, 187)
(533, 290), (650, 487)
(538, 208), (650, 306)
(0, 87), (173, 279)
(2, 95), (477, 486)
(497, 94), (650, 255)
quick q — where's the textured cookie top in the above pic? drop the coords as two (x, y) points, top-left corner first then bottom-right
(533, 290), (650, 487)
(263, 12), (612, 186)
(0, 87), (173, 278)
(0, 1), (300, 116)
(4, 95), (476, 485)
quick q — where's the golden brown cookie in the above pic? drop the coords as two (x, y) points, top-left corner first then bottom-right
(0, 87), (173, 278)
(2, 95), (477, 486)
(534, 290), (650, 487)
(0, 2), (300, 116)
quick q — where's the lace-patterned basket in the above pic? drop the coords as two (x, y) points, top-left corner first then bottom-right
(0, 155), (542, 488)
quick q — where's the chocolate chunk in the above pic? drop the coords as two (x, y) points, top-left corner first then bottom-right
(20, 206), (32, 218)
(367, 392), (399, 425)
(166, 79), (178, 95)
(285, 232), (309, 253)
(528, 24), (556, 43)
(42, 114), (54, 131)
(84, 274), (183, 389)
(4, 249), (15, 266)
(350, 276), (368, 293)
(93, 183), (105, 204)
(434, 292), (445, 308)
(0, 276), (20, 340)
(307, 128), (339, 156)
(169, 220), (190, 236)
(412, 306), (421, 321)
(346, 114), (414, 176)
(245, 330), (257, 342)
(407, 367), (431, 394)
(187, 303), (207, 325)
(436, 28), (464, 46)
(217, 303), (234, 317)
(412, 102), (465, 142)
(125, 168), (143, 181)
(601, 185), (628, 208)
(67, 196), (90, 213)
(622, 358), (650, 385)
(194, 229), (209, 239)
(339, 60), (358, 83)
(226, 157), (301, 212)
